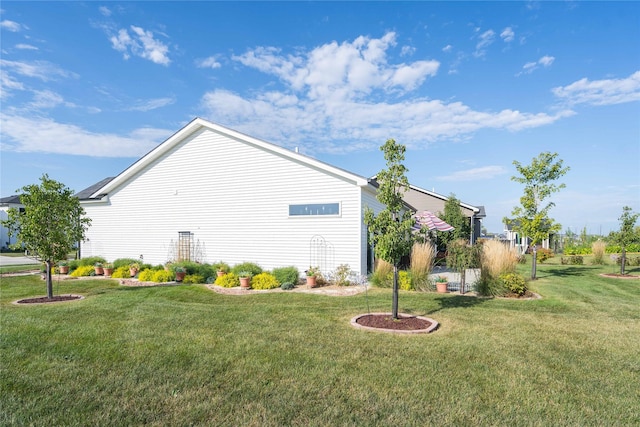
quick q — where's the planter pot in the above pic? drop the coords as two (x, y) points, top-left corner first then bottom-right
(216, 271), (226, 278)
(103, 268), (114, 276)
(94, 267), (104, 276)
(306, 275), (317, 288)
(59, 266), (69, 275)
(129, 268), (138, 277)
(239, 277), (251, 288)
(175, 271), (186, 282)
(436, 282), (448, 293)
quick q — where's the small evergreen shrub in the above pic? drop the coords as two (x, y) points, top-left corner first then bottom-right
(152, 270), (175, 283)
(231, 262), (262, 277)
(183, 274), (205, 284)
(113, 258), (142, 269)
(70, 265), (95, 277)
(536, 248), (554, 263)
(272, 266), (299, 285)
(499, 273), (527, 296)
(110, 266), (130, 278)
(251, 272), (280, 290)
(216, 272), (239, 288)
(281, 282), (295, 290)
(569, 255), (584, 265)
(77, 256), (107, 267)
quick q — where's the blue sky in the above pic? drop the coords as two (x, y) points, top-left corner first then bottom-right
(1, 1), (638, 234)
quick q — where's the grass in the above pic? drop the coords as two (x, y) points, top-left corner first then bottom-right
(1, 260), (639, 426)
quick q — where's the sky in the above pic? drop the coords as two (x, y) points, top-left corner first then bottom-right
(1, 1), (639, 234)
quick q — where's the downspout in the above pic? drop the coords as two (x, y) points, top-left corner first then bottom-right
(470, 213), (475, 245)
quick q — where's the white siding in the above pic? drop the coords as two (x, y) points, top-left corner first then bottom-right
(83, 128), (373, 276)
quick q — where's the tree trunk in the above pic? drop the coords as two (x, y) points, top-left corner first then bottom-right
(620, 247), (626, 275)
(392, 265), (399, 319)
(531, 246), (538, 280)
(45, 260), (53, 299)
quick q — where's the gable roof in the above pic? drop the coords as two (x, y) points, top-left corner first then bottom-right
(0, 195), (22, 206)
(87, 117), (371, 199)
(408, 183), (485, 217)
(75, 177), (115, 200)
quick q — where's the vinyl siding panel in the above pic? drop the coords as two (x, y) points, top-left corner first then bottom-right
(83, 128), (372, 275)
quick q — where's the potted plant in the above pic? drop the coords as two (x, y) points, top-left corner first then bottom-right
(238, 271), (252, 289)
(103, 262), (114, 276)
(94, 262), (104, 276)
(129, 262), (140, 277)
(306, 266), (319, 288)
(175, 266), (186, 282)
(58, 261), (69, 275)
(216, 264), (229, 278)
(434, 275), (448, 293)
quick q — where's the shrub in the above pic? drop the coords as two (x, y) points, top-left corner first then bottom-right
(212, 262), (231, 273)
(251, 272), (280, 290)
(410, 242), (435, 291)
(231, 262), (262, 277)
(481, 240), (519, 278)
(182, 274), (205, 284)
(615, 255), (640, 266)
(398, 270), (413, 291)
(281, 282), (295, 290)
(592, 240), (606, 264)
(371, 259), (393, 288)
(137, 269), (155, 282)
(152, 270), (175, 283)
(536, 248), (554, 263)
(332, 264), (353, 286)
(272, 266), (299, 285)
(561, 255), (584, 265)
(110, 266), (130, 278)
(215, 272), (239, 288)
(113, 258), (141, 269)
(70, 265), (95, 277)
(499, 273), (527, 296)
(77, 256), (107, 267)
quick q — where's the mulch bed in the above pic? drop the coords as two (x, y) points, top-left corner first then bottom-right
(356, 314), (432, 330)
(599, 273), (640, 279)
(15, 295), (83, 304)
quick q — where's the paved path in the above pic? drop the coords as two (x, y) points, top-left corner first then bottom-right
(0, 255), (41, 266)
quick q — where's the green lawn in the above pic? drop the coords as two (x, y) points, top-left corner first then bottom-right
(1, 260), (639, 426)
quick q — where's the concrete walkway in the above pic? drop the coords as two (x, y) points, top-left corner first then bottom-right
(0, 255), (41, 266)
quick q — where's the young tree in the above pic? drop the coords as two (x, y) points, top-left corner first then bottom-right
(1, 175), (91, 299)
(364, 139), (415, 319)
(609, 206), (639, 275)
(436, 194), (471, 250)
(507, 152), (569, 280)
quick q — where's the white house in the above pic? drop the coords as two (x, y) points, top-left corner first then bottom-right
(78, 117), (384, 277)
(0, 195), (23, 250)
(503, 220), (552, 255)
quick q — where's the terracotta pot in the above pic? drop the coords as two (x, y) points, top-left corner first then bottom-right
(94, 267), (104, 276)
(306, 275), (317, 288)
(436, 282), (448, 293)
(59, 266), (69, 274)
(217, 271), (226, 278)
(129, 268), (138, 277)
(239, 277), (251, 288)
(103, 268), (114, 276)
(175, 271), (186, 282)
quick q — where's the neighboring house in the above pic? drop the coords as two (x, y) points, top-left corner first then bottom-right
(78, 117), (385, 277)
(0, 195), (24, 250)
(503, 220), (551, 255)
(401, 184), (486, 243)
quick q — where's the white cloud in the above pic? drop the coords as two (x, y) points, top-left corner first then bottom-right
(552, 70), (640, 106)
(442, 44), (453, 53)
(196, 56), (221, 69)
(0, 20), (22, 32)
(516, 55), (555, 76)
(0, 59), (77, 81)
(500, 27), (515, 43)
(99, 6), (112, 17)
(0, 113), (169, 157)
(437, 166), (508, 182)
(109, 25), (170, 65)
(15, 43), (38, 50)
(400, 45), (415, 56)
(474, 29), (495, 57)
(125, 97), (176, 112)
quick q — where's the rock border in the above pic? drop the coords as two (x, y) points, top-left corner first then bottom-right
(350, 312), (439, 334)
(598, 273), (640, 280)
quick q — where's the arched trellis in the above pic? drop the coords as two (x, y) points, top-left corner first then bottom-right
(309, 235), (334, 274)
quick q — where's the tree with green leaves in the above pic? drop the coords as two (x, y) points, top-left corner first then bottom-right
(1, 175), (91, 299)
(506, 152), (569, 280)
(609, 206), (639, 275)
(436, 194), (471, 250)
(364, 139), (415, 319)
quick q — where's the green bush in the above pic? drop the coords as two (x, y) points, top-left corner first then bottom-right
(183, 274), (205, 284)
(110, 266), (130, 279)
(212, 261), (231, 273)
(215, 272), (239, 288)
(605, 243), (640, 254)
(561, 255), (584, 265)
(272, 266), (299, 285)
(399, 271), (413, 291)
(615, 255), (640, 266)
(499, 273), (527, 296)
(113, 258), (141, 269)
(231, 262), (262, 277)
(138, 269), (155, 281)
(70, 265), (95, 277)
(152, 270), (175, 283)
(476, 276), (503, 297)
(251, 272), (280, 290)
(281, 282), (295, 290)
(77, 256), (107, 267)
(536, 248), (554, 263)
